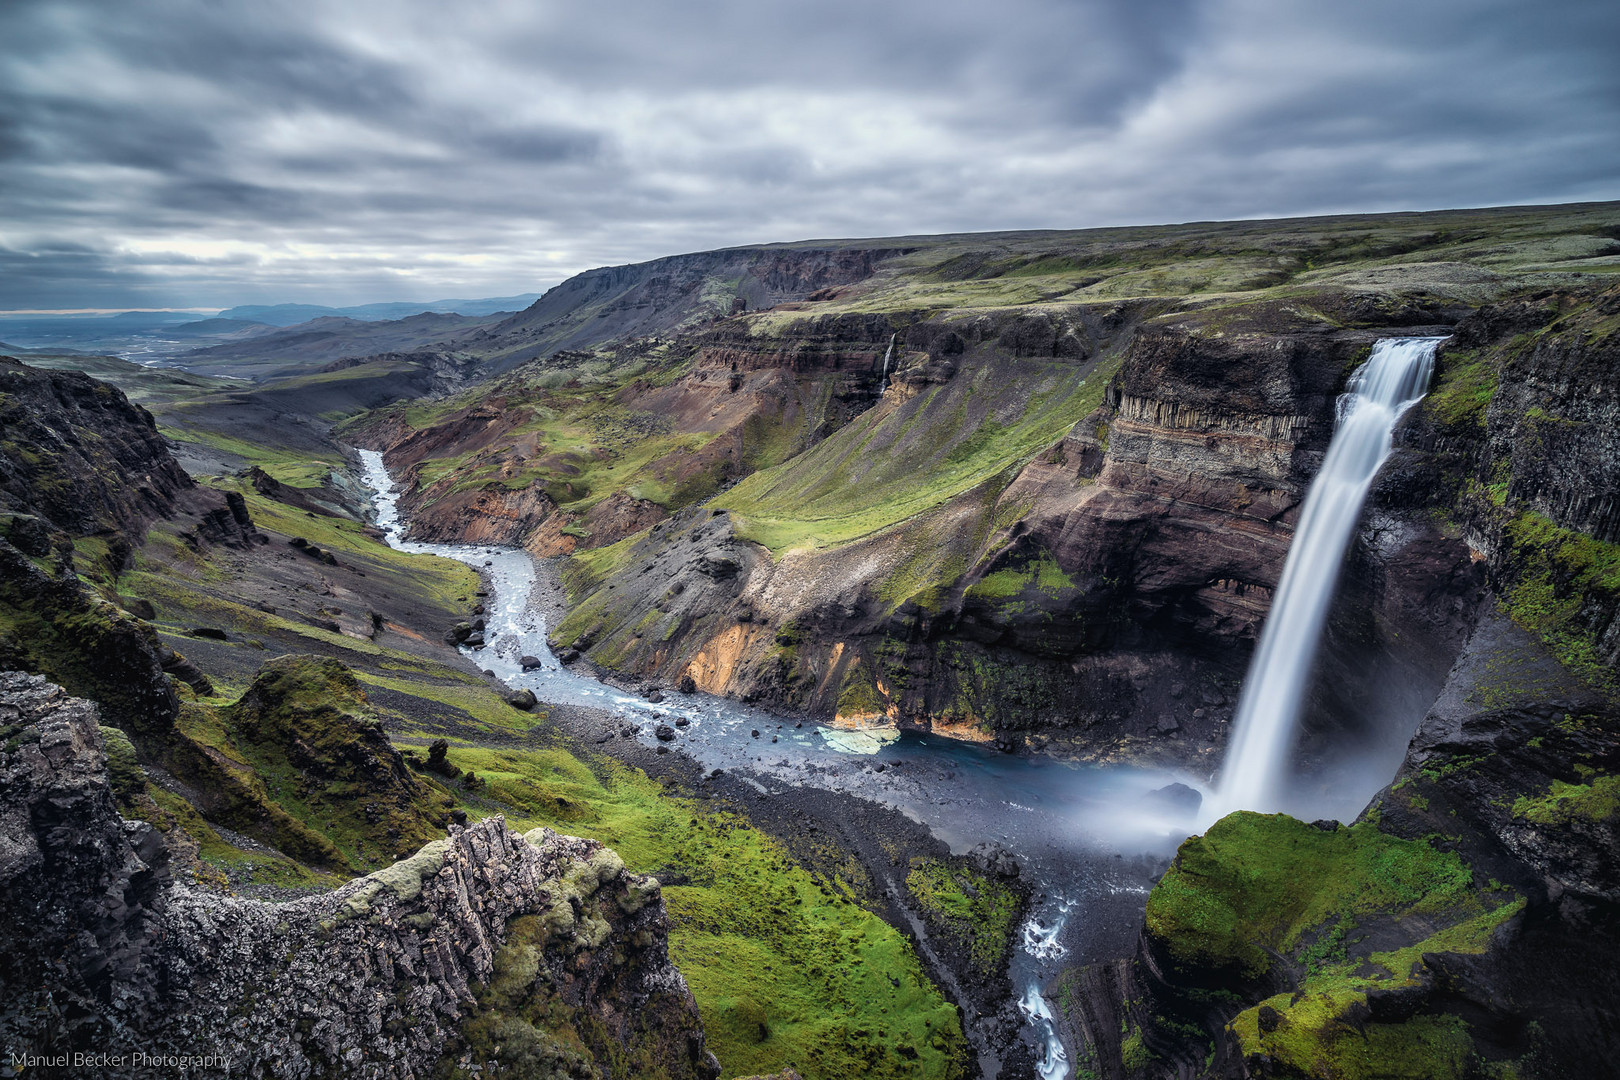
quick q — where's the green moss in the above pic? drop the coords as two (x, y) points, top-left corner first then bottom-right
(1423, 348), (1498, 430)
(1231, 999), (1472, 1080)
(1145, 813), (1477, 978)
(966, 549), (1075, 604)
(97, 724), (145, 805)
(433, 744), (970, 1080)
(1499, 511), (1620, 689)
(1119, 1028), (1153, 1071)
(835, 660), (888, 718)
(1512, 773), (1620, 825)
(904, 859), (1021, 976)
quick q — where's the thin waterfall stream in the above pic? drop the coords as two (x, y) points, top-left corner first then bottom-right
(1212, 336), (1443, 819)
(878, 332), (896, 394)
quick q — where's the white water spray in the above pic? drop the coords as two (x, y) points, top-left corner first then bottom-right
(877, 332), (896, 394)
(1213, 337), (1442, 817)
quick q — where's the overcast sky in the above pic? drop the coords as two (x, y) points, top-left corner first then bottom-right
(1, 0), (1616, 312)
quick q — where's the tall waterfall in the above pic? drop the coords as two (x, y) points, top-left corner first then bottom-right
(877, 332), (896, 394)
(1213, 337), (1443, 817)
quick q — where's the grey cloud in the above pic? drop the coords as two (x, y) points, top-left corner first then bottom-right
(0, 0), (1616, 311)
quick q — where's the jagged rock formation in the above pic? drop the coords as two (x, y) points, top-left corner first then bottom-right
(0, 671), (718, 1080)
(0, 356), (260, 743)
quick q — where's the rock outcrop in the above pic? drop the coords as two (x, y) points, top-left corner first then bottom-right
(0, 356), (257, 564)
(0, 671), (718, 1080)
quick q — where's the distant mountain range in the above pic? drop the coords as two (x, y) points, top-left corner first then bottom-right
(217, 294), (542, 326)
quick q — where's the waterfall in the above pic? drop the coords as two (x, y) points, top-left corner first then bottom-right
(877, 332), (896, 394)
(1212, 337), (1443, 817)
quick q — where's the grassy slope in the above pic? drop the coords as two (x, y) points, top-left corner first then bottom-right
(715, 354), (1116, 553)
(1122, 812), (1525, 1080)
(439, 742), (969, 1079)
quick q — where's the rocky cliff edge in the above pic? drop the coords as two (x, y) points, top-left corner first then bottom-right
(0, 670), (718, 1080)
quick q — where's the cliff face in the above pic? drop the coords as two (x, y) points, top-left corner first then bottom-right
(480, 245), (911, 370)
(1053, 284), (1620, 1079)
(363, 311), (907, 556)
(0, 671), (718, 1080)
(546, 299), (1479, 771)
(0, 357), (259, 745)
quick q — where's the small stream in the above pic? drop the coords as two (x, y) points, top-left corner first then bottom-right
(358, 449), (1200, 1079)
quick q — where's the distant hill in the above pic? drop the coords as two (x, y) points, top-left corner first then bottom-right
(218, 294), (542, 326)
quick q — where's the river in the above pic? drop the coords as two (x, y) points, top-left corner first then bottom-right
(357, 448), (1206, 1079)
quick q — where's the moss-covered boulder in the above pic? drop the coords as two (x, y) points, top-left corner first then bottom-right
(166, 655), (452, 873)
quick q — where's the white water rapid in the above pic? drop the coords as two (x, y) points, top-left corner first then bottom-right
(1212, 336), (1443, 818)
(877, 332), (896, 394)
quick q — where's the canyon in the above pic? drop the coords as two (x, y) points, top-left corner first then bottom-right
(1, 202), (1617, 1079)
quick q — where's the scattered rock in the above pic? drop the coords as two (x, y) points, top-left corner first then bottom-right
(122, 596), (157, 620)
(655, 724), (676, 742)
(967, 842), (1021, 880)
(1146, 782), (1203, 815)
(520, 655), (543, 670)
(505, 689), (537, 711)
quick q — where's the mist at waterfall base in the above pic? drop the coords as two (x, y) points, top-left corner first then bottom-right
(1209, 337), (1443, 824)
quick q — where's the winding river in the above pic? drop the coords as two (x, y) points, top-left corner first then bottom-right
(359, 448), (1205, 1079)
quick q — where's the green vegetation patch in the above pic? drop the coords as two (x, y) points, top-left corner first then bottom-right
(1145, 812), (1477, 978)
(1499, 510), (1620, 690)
(1231, 998), (1473, 1080)
(1423, 347), (1498, 430)
(718, 355), (1118, 553)
(904, 858), (1021, 976)
(430, 742), (969, 1080)
(1512, 772), (1620, 825)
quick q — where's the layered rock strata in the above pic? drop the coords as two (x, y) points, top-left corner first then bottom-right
(0, 671), (717, 1080)
(545, 303), (1479, 770)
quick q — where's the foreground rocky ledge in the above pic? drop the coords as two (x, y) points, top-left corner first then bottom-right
(0, 670), (718, 1080)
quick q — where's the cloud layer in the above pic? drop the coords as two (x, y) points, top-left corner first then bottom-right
(2, 0), (1616, 310)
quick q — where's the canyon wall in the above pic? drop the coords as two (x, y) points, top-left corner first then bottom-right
(538, 296), (1484, 773)
(1054, 283), (1620, 1079)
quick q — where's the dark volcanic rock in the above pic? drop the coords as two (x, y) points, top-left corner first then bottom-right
(0, 671), (718, 1080)
(0, 356), (257, 558)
